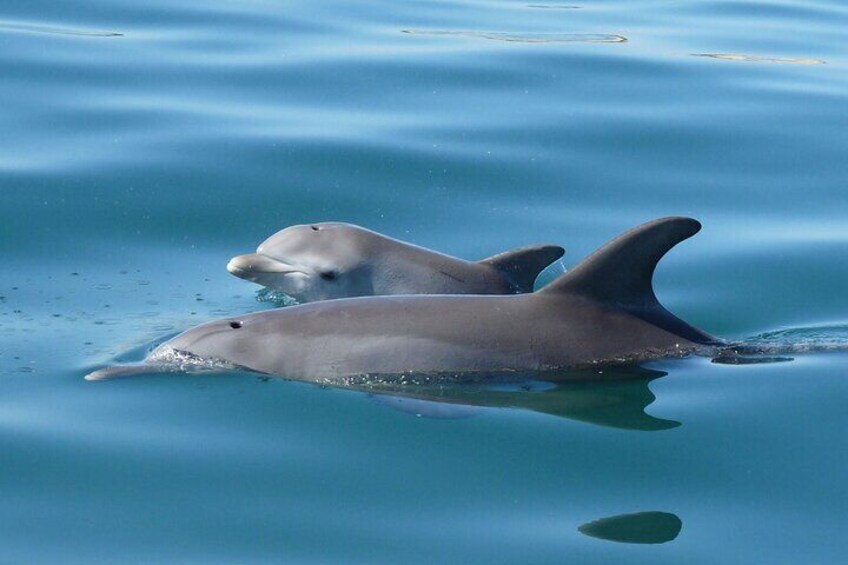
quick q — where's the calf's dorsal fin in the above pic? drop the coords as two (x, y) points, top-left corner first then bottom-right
(479, 244), (565, 292)
(541, 217), (717, 344)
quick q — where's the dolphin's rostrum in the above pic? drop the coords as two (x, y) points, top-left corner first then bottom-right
(88, 217), (721, 382)
(226, 222), (565, 302)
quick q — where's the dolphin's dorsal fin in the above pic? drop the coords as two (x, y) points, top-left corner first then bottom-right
(479, 244), (565, 292)
(541, 217), (717, 343)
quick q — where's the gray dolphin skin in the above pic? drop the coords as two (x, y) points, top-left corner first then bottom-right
(87, 217), (722, 382)
(226, 222), (565, 302)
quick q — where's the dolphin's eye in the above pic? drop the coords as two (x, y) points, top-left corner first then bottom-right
(229, 321), (243, 329)
(311, 225), (320, 231)
(320, 270), (337, 281)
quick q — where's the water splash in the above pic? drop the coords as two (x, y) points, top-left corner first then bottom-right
(81, 347), (240, 380)
(146, 347), (244, 372)
(255, 288), (300, 307)
(744, 324), (848, 351)
(714, 324), (848, 362)
(402, 29), (626, 44)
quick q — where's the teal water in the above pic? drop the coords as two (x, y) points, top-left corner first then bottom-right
(2, 0), (847, 562)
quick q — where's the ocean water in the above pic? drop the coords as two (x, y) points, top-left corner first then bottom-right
(1, 0), (847, 562)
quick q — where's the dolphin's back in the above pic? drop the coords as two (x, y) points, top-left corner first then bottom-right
(174, 291), (706, 382)
(232, 294), (541, 379)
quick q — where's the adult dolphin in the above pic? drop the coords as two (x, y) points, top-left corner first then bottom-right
(226, 222), (564, 302)
(87, 217), (722, 382)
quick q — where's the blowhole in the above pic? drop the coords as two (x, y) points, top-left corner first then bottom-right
(311, 225), (320, 231)
(229, 321), (243, 329)
(320, 271), (337, 281)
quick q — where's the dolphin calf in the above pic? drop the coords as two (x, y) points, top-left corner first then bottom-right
(88, 217), (721, 383)
(226, 222), (564, 302)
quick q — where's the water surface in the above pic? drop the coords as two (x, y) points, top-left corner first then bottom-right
(2, 0), (847, 562)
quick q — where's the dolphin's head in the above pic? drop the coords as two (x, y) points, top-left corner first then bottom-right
(227, 223), (380, 302)
(148, 313), (278, 374)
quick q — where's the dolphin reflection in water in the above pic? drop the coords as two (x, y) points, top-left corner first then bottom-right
(359, 365), (679, 431)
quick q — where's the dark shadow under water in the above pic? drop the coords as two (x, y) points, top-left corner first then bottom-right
(578, 511), (683, 544)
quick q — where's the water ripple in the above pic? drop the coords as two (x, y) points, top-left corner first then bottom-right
(692, 53), (826, 65)
(402, 30), (627, 44)
(0, 21), (122, 37)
